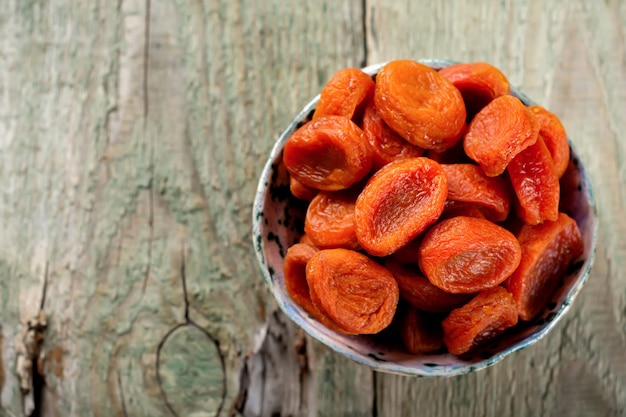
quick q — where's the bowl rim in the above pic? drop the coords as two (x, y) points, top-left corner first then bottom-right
(252, 59), (599, 376)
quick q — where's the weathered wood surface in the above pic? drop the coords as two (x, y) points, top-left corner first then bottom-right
(0, 0), (624, 416)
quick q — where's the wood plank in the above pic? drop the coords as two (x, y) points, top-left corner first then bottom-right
(0, 0), (370, 416)
(366, 0), (626, 416)
(3, 0), (622, 415)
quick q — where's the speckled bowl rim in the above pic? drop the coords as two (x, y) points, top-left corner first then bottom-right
(252, 59), (598, 376)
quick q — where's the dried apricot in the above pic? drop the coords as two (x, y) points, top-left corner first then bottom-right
(386, 260), (473, 313)
(299, 234), (317, 247)
(363, 101), (424, 171)
(306, 248), (399, 334)
(313, 68), (375, 121)
(529, 105), (570, 178)
(504, 212), (584, 321)
(362, 102), (425, 171)
(389, 236), (423, 264)
(440, 200), (487, 221)
(374, 60), (466, 152)
(290, 176), (318, 201)
(304, 189), (360, 250)
(400, 306), (444, 354)
(355, 158), (448, 256)
(283, 115), (373, 191)
(419, 216), (522, 293)
(508, 135), (560, 225)
(283, 244), (350, 334)
(423, 129), (472, 165)
(464, 95), (540, 176)
(439, 62), (511, 119)
(441, 163), (512, 222)
(442, 286), (518, 355)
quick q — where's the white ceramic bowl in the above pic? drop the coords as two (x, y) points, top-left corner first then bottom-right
(252, 59), (598, 376)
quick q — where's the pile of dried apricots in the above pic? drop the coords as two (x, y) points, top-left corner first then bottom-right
(281, 60), (584, 356)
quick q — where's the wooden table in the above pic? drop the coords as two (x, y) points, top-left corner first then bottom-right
(1, 1), (624, 416)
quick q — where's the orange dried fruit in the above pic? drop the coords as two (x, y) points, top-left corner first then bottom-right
(441, 163), (512, 222)
(283, 115), (373, 191)
(313, 68), (375, 121)
(439, 62), (511, 119)
(374, 60), (466, 152)
(306, 248), (399, 334)
(283, 244), (350, 334)
(442, 286), (519, 355)
(419, 216), (522, 293)
(289, 176), (318, 201)
(355, 157), (448, 256)
(440, 200), (487, 221)
(362, 101), (425, 171)
(389, 236), (423, 264)
(528, 105), (570, 178)
(464, 95), (540, 177)
(504, 212), (584, 321)
(423, 129), (472, 165)
(304, 189), (360, 250)
(298, 234), (317, 247)
(508, 135), (560, 225)
(386, 260), (474, 313)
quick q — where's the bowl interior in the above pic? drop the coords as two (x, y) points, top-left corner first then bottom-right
(252, 60), (598, 376)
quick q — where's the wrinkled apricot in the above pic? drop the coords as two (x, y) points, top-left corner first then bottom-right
(423, 130), (472, 165)
(304, 189), (360, 250)
(283, 244), (350, 334)
(290, 176), (318, 201)
(400, 306), (444, 354)
(529, 105), (570, 178)
(306, 248), (399, 334)
(439, 62), (511, 119)
(299, 234), (317, 247)
(355, 158), (448, 256)
(313, 68), (375, 121)
(419, 216), (522, 293)
(389, 236), (423, 264)
(283, 115), (373, 191)
(374, 60), (466, 152)
(362, 102), (425, 171)
(504, 212), (584, 321)
(442, 286), (519, 355)
(440, 200), (487, 221)
(386, 260), (473, 313)
(464, 95), (540, 176)
(508, 135), (560, 225)
(441, 163), (512, 222)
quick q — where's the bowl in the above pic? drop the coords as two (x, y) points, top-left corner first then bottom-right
(252, 59), (598, 376)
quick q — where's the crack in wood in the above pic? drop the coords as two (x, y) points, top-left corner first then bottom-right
(371, 370), (377, 417)
(38, 263), (48, 311)
(142, 0), (151, 124)
(180, 242), (190, 323)
(116, 369), (129, 417)
(360, 0), (368, 68)
(15, 264), (49, 417)
(154, 243), (226, 417)
(0, 331), (4, 399)
(235, 311), (312, 417)
(141, 0), (155, 295)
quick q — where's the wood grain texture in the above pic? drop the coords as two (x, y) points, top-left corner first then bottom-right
(0, 0), (368, 416)
(367, 0), (626, 416)
(1, 0), (625, 416)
